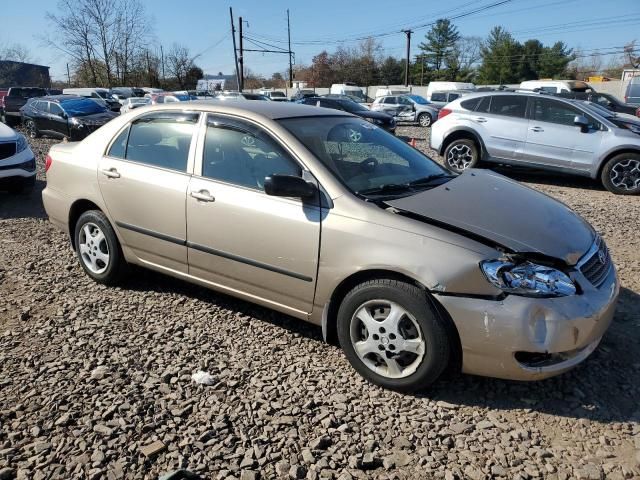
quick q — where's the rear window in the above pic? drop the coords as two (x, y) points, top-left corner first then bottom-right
(488, 95), (527, 118)
(460, 97), (481, 111)
(9, 88), (46, 98)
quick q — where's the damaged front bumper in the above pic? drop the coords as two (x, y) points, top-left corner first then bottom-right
(434, 263), (619, 381)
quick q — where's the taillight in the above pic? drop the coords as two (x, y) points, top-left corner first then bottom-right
(438, 108), (452, 120)
(45, 154), (52, 172)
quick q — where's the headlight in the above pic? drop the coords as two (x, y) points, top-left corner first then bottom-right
(70, 117), (84, 127)
(480, 260), (576, 297)
(16, 133), (29, 153)
(365, 117), (384, 125)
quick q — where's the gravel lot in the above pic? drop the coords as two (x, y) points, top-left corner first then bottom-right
(1, 125), (639, 480)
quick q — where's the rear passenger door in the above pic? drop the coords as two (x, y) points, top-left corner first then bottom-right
(477, 95), (529, 161)
(98, 111), (199, 272)
(186, 114), (321, 315)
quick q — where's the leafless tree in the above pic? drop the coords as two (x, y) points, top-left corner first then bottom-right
(624, 41), (639, 69)
(0, 43), (32, 62)
(166, 43), (193, 88)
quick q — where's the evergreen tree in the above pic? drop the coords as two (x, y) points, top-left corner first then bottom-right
(478, 26), (522, 84)
(418, 19), (460, 78)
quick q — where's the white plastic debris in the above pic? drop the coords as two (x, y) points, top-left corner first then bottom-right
(191, 371), (216, 386)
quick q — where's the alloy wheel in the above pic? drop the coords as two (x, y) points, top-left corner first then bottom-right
(419, 114), (432, 127)
(610, 158), (640, 191)
(349, 299), (425, 379)
(447, 144), (474, 171)
(26, 121), (37, 138)
(78, 222), (110, 274)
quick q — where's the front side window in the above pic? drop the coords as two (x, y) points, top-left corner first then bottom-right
(430, 92), (446, 102)
(488, 95), (527, 118)
(384, 97), (397, 105)
(49, 103), (64, 116)
(107, 112), (198, 172)
(278, 116), (449, 196)
(202, 115), (301, 191)
(532, 98), (593, 127)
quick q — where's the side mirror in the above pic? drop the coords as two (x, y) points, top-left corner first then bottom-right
(264, 174), (316, 199)
(574, 115), (590, 133)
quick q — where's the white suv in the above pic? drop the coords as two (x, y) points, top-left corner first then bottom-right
(431, 92), (640, 194)
(0, 123), (36, 193)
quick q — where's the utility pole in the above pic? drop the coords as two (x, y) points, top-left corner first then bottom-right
(402, 29), (412, 87)
(287, 9), (293, 88)
(146, 50), (151, 86)
(238, 16), (244, 91)
(229, 7), (240, 91)
(66, 63), (71, 86)
(419, 54), (425, 86)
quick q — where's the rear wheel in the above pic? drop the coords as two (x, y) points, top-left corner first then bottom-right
(74, 210), (127, 285)
(601, 153), (640, 195)
(444, 138), (479, 174)
(418, 113), (432, 127)
(337, 279), (450, 392)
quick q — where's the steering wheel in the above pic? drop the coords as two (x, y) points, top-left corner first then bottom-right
(360, 157), (378, 174)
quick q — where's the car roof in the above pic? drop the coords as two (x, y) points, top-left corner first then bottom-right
(139, 99), (352, 120)
(37, 95), (86, 102)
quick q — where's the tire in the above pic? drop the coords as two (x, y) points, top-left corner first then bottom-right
(600, 153), (640, 195)
(418, 113), (432, 127)
(337, 279), (450, 392)
(4, 115), (18, 127)
(74, 210), (127, 285)
(7, 176), (35, 194)
(443, 138), (479, 174)
(24, 119), (40, 139)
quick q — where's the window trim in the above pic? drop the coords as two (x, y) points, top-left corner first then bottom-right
(102, 110), (201, 175)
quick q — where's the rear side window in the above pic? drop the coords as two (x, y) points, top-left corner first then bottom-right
(488, 95), (527, 118)
(448, 93), (460, 101)
(476, 96), (491, 113)
(107, 112), (199, 172)
(384, 97), (397, 104)
(540, 86), (558, 93)
(460, 97), (481, 111)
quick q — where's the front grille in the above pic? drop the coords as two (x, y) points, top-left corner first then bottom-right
(579, 236), (612, 288)
(0, 142), (17, 160)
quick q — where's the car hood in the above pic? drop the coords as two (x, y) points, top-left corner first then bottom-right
(356, 110), (392, 121)
(72, 112), (118, 125)
(386, 169), (594, 265)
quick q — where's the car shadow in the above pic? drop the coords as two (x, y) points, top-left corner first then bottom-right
(121, 266), (640, 423)
(486, 165), (605, 191)
(0, 179), (47, 220)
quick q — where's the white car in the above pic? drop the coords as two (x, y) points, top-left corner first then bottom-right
(0, 123), (36, 193)
(120, 97), (150, 114)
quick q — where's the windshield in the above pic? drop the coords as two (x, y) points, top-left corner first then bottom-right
(96, 90), (114, 100)
(278, 116), (449, 196)
(407, 95), (428, 105)
(61, 98), (107, 116)
(337, 99), (368, 112)
(575, 101), (613, 118)
(271, 91), (286, 97)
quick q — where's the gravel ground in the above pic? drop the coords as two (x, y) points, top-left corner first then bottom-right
(1, 125), (639, 480)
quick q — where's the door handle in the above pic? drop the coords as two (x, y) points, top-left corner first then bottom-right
(101, 168), (120, 178)
(475, 117), (487, 123)
(529, 126), (544, 132)
(190, 189), (215, 202)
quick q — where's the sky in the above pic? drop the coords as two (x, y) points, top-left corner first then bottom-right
(1, 0), (639, 82)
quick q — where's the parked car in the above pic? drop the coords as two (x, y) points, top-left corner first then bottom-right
(259, 89), (288, 102)
(428, 90), (473, 108)
(330, 83), (367, 103)
(20, 95), (118, 141)
(2, 87), (47, 126)
(624, 77), (640, 106)
(555, 91), (637, 115)
(426, 82), (474, 100)
(291, 90), (318, 102)
(371, 94), (440, 127)
(46, 89), (63, 95)
(63, 88), (122, 112)
(519, 79), (593, 94)
(300, 96), (395, 133)
(375, 87), (411, 98)
(0, 122), (35, 193)
(111, 87), (146, 101)
(149, 93), (193, 105)
(431, 91), (640, 194)
(42, 101), (619, 391)
(0, 89), (8, 123)
(120, 97), (150, 114)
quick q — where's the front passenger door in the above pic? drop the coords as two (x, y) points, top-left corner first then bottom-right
(186, 115), (321, 315)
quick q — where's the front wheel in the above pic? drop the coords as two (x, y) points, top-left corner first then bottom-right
(601, 153), (640, 195)
(337, 279), (450, 392)
(74, 210), (127, 285)
(418, 113), (432, 127)
(25, 119), (40, 139)
(443, 138), (479, 174)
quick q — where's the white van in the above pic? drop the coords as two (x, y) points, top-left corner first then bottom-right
(426, 82), (475, 100)
(519, 80), (593, 94)
(330, 83), (367, 102)
(375, 86), (411, 98)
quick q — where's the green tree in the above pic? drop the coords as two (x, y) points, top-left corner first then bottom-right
(537, 42), (574, 78)
(378, 56), (404, 85)
(478, 26), (522, 84)
(418, 19), (460, 78)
